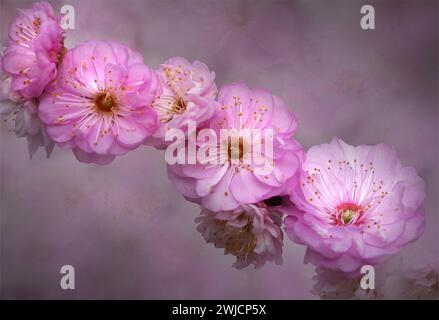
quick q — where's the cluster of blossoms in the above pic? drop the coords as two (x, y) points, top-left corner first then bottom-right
(0, 2), (63, 157)
(0, 2), (430, 296)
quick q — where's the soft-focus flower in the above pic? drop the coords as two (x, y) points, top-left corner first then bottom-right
(0, 56), (54, 158)
(1, 2), (65, 99)
(196, 198), (285, 269)
(168, 82), (303, 211)
(308, 254), (402, 300)
(285, 137), (426, 273)
(147, 56), (218, 148)
(399, 261), (438, 299)
(0, 98), (54, 158)
(312, 250), (438, 300)
(311, 267), (381, 300)
(310, 255), (402, 300)
(381, 252), (438, 299)
(39, 40), (161, 165)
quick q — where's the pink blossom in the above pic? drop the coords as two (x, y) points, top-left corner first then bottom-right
(147, 56), (218, 148)
(284, 137), (426, 273)
(0, 99), (54, 159)
(0, 60), (54, 158)
(168, 82), (304, 211)
(1, 2), (65, 99)
(196, 199), (284, 269)
(39, 41), (161, 164)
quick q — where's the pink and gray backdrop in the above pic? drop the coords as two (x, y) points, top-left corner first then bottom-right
(0, 0), (437, 299)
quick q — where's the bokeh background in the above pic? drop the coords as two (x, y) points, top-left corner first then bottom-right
(0, 0), (437, 299)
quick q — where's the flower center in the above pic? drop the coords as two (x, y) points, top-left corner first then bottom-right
(94, 92), (118, 113)
(335, 202), (363, 225)
(153, 95), (186, 123)
(227, 136), (246, 161)
(341, 209), (356, 224)
(222, 223), (257, 257)
(172, 98), (186, 114)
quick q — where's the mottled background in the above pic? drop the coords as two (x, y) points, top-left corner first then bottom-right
(0, 0), (437, 299)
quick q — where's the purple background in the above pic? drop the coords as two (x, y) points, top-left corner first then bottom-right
(0, 0), (437, 299)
